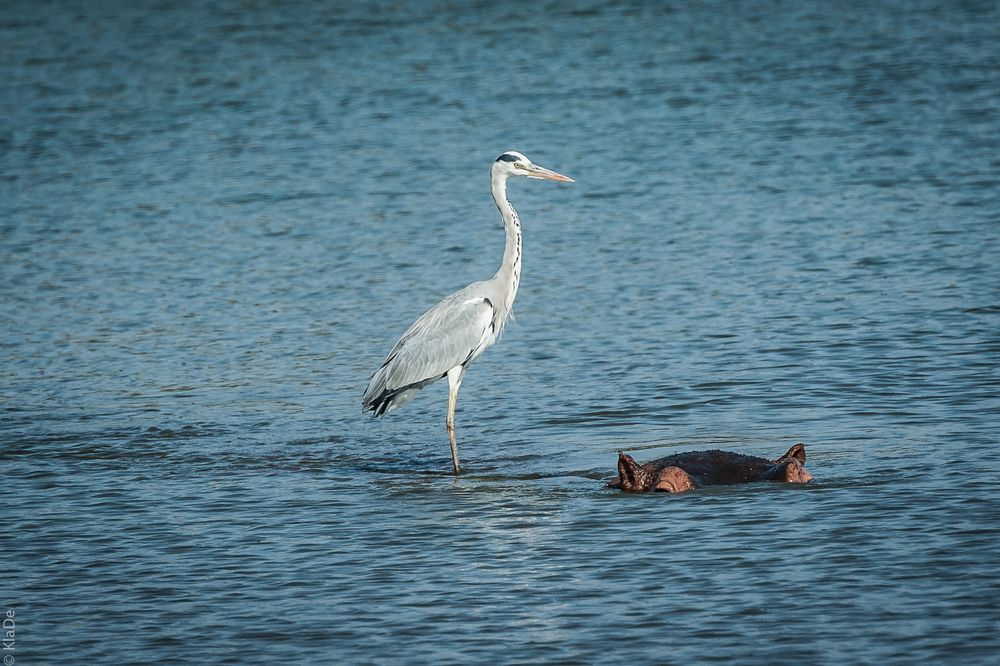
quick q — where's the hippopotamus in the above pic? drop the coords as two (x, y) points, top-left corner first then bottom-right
(608, 443), (813, 493)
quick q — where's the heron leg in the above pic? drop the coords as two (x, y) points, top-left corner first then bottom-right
(446, 366), (464, 475)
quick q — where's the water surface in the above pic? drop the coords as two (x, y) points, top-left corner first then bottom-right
(3, 1), (999, 663)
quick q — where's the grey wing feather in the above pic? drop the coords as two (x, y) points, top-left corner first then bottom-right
(363, 286), (495, 416)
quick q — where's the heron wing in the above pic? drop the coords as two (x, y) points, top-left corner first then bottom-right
(363, 289), (495, 412)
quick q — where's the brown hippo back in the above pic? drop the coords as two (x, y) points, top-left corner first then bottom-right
(610, 443), (812, 493)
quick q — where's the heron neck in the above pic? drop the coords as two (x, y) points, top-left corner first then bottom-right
(491, 171), (521, 317)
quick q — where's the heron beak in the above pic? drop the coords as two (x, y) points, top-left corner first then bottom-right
(526, 164), (574, 182)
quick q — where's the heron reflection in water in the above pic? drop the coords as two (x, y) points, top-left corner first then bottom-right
(362, 152), (574, 474)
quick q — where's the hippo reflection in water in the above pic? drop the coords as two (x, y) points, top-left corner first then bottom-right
(608, 443), (813, 493)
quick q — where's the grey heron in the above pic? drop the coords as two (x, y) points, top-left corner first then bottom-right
(362, 151), (573, 474)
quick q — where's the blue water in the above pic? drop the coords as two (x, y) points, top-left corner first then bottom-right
(3, 0), (999, 663)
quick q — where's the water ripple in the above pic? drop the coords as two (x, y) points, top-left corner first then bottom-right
(3, 0), (999, 663)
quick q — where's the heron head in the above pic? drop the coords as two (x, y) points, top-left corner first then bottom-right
(493, 151), (574, 182)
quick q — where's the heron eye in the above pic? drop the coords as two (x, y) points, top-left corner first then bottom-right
(514, 162), (526, 169)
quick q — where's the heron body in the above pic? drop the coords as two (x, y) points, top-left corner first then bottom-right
(362, 151), (573, 474)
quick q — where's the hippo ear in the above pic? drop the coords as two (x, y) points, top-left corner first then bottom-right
(778, 443), (806, 464)
(617, 451), (648, 492)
